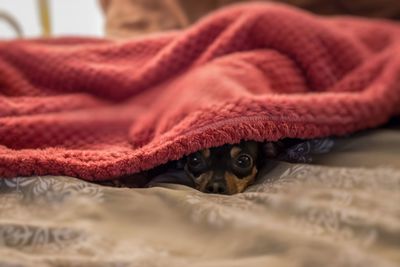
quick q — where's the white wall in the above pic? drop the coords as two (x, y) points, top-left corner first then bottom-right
(0, 0), (104, 39)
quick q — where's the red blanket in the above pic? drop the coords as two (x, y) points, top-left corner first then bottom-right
(1, 3), (400, 180)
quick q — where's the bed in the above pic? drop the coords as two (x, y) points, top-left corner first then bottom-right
(1, 2), (400, 266)
(1, 126), (399, 267)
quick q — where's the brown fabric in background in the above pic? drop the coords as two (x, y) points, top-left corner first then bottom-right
(100, 0), (400, 38)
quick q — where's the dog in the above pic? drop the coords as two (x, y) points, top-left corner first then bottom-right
(98, 138), (329, 194)
(184, 141), (263, 195)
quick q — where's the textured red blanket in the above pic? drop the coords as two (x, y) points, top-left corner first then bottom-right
(1, 3), (400, 180)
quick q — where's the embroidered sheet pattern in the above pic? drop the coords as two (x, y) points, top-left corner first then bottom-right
(0, 163), (399, 267)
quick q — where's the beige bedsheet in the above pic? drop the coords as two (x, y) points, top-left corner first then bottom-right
(0, 128), (399, 267)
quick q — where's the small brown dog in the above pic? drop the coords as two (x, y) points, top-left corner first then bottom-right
(99, 139), (328, 194)
(184, 141), (260, 195)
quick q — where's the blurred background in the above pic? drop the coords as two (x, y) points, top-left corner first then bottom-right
(1, 0), (400, 40)
(0, 0), (103, 38)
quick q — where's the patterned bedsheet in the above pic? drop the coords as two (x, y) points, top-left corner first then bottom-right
(0, 129), (399, 267)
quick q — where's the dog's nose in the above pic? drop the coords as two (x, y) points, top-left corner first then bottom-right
(205, 182), (227, 194)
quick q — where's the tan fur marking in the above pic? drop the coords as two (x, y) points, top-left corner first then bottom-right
(195, 172), (213, 192)
(201, 148), (210, 158)
(224, 172), (239, 195)
(264, 142), (278, 158)
(184, 164), (213, 192)
(230, 146), (242, 159)
(225, 166), (258, 194)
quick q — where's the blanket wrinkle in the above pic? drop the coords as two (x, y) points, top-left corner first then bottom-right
(1, 3), (400, 180)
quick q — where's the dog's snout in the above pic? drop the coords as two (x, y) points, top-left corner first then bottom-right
(205, 181), (227, 194)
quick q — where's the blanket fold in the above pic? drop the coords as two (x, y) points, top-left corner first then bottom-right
(0, 3), (400, 180)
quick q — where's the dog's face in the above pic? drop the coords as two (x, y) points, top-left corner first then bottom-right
(184, 141), (259, 195)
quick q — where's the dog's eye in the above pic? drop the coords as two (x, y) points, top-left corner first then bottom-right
(187, 154), (205, 169)
(234, 154), (252, 169)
